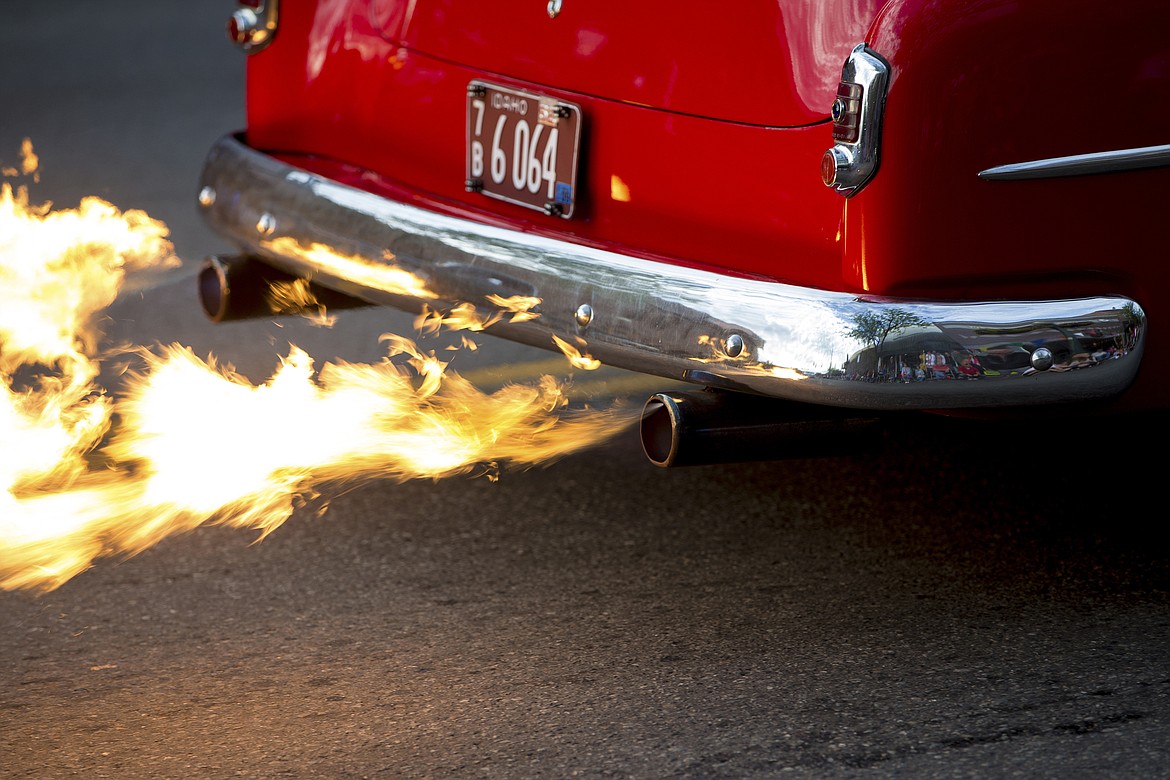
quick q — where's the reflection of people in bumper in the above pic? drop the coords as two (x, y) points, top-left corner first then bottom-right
(923, 350), (948, 379)
(957, 355), (980, 378)
(1048, 353), (1098, 372)
(928, 352), (951, 379)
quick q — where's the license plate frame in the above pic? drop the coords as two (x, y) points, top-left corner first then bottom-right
(466, 81), (582, 219)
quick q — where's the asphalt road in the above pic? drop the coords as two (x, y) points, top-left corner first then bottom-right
(3, 4), (1169, 779)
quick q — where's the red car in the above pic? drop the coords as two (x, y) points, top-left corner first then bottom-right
(198, 0), (1168, 466)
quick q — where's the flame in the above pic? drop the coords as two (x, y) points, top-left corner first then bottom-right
(1, 137), (39, 181)
(416, 295), (540, 336)
(21, 138), (39, 180)
(0, 153), (636, 592)
(551, 335), (601, 371)
(266, 277), (337, 327)
(486, 294), (541, 323)
(264, 237), (436, 301)
(416, 301), (503, 334)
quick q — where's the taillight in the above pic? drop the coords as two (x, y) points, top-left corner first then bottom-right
(830, 83), (863, 144)
(821, 45), (889, 197)
(227, 0), (279, 53)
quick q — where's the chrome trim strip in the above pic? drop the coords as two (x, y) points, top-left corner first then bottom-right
(978, 144), (1170, 180)
(199, 134), (1145, 410)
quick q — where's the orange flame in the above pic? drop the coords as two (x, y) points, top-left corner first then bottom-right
(486, 294), (541, 323)
(264, 237), (436, 301)
(1, 137), (39, 181)
(21, 138), (39, 180)
(266, 277), (337, 327)
(416, 301), (502, 334)
(551, 335), (601, 371)
(416, 294), (540, 336)
(0, 152), (635, 592)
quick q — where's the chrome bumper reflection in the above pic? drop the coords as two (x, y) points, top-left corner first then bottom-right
(198, 134), (1145, 410)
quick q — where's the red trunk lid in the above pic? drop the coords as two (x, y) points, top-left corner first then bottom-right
(374, 0), (880, 127)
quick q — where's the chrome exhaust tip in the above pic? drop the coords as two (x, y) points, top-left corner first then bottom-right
(198, 255), (371, 323)
(640, 389), (885, 468)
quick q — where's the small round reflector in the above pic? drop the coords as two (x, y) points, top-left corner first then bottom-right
(227, 9), (258, 45)
(820, 150), (837, 187)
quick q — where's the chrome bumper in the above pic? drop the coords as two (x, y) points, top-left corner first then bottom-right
(198, 133), (1145, 410)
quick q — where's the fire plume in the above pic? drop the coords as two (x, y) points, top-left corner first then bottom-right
(0, 158), (635, 593)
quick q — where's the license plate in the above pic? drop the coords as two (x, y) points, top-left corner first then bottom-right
(466, 81), (582, 218)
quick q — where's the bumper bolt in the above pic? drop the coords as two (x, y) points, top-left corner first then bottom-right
(256, 213), (276, 236)
(725, 334), (746, 358)
(575, 303), (594, 327)
(198, 186), (216, 207)
(1030, 347), (1055, 371)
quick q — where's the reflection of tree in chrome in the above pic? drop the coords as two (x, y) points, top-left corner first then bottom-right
(845, 308), (930, 353)
(1120, 302), (1142, 336)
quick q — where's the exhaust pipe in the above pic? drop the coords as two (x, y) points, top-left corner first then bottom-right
(198, 255), (372, 323)
(640, 389), (885, 467)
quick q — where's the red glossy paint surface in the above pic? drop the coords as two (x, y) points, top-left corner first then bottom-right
(246, 0), (848, 288)
(848, 0), (1170, 302)
(377, 0), (882, 127)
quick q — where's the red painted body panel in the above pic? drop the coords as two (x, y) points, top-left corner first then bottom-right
(854, 0), (1170, 298)
(377, 0), (882, 126)
(245, 0), (849, 288)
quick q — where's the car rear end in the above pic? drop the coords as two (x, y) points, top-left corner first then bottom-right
(200, 0), (1164, 464)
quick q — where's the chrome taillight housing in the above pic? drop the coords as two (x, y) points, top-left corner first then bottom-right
(821, 44), (890, 197)
(227, 0), (279, 53)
